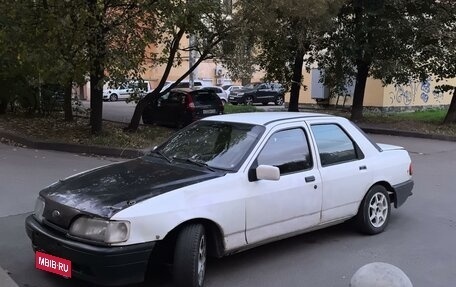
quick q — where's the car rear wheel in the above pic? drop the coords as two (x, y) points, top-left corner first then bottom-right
(109, 94), (118, 101)
(173, 224), (207, 287)
(356, 185), (391, 235)
(275, 95), (284, 106)
(245, 96), (253, 105)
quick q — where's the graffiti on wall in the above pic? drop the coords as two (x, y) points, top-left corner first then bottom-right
(390, 78), (446, 105)
(389, 81), (419, 105)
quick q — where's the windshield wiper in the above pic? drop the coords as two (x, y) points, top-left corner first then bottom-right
(174, 157), (216, 172)
(153, 150), (172, 163)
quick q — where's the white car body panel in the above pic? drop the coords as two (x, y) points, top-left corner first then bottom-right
(107, 113), (412, 253)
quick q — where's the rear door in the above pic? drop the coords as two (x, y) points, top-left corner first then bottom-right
(155, 92), (182, 124)
(308, 121), (373, 223)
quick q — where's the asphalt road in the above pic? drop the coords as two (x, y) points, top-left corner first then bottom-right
(81, 100), (285, 124)
(0, 135), (455, 287)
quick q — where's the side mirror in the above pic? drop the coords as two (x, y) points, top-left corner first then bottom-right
(255, 165), (280, 181)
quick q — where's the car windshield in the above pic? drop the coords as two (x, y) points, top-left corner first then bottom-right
(156, 121), (265, 171)
(243, 83), (260, 89)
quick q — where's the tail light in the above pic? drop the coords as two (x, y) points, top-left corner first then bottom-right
(184, 94), (195, 111)
(219, 99), (224, 114)
(408, 163), (413, 176)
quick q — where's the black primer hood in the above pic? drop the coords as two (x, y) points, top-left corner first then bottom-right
(40, 156), (223, 224)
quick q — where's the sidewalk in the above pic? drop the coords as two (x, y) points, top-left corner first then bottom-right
(0, 267), (18, 287)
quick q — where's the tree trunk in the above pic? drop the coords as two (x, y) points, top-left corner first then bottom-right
(87, 0), (106, 135)
(443, 87), (456, 124)
(0, 98), (7, 114)
(288, 49), (305, 112)
(126, 91), (159, 132)
(63, 80), (73, 121)
(351, 60), (370, 121)
(90, 71), (104, 135)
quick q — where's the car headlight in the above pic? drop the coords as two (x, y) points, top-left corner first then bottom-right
(69, 217), (130, 244)
(237, 92), (244, 96)
(34, 197), (45, 223)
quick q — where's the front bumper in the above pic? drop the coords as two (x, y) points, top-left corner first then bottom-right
(393, 179), (414, 208)
(228, 96), (245, 104)
(25, 215), (155, 286)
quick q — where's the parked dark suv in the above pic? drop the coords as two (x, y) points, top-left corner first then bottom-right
(142, 88), (224, 128)
(228, 83), (285, 106)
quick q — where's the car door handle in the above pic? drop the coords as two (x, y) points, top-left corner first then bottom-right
(305, 176), (315, 183)
(359, 165), (367, 170)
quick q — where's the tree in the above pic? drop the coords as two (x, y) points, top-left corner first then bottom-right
(31, 1), (90, 121)
(315, 0), (437, 121)
(411, 0), (456, 124)
(82, 0), (161, 134)
(125, 0), (235, 131)
(222, 0), (343, 111)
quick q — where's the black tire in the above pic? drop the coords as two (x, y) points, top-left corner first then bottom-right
(142, 117), (154, 125)
(275, 95), (284, 106)
(356, 185), (391, 235)
(231, 102), (238, 105)
(245, 96), (253, 105)
(173, 224), (207, 287)
(109, 94), (118, 101)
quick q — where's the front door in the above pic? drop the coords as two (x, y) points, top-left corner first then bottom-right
(245, 125), (322, 244)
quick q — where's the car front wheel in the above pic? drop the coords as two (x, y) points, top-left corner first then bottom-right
(275, 95), (284, 106)
(173, 224), (207, 287)
(356, 185), (391, 235)
(109, 94), (118, 101)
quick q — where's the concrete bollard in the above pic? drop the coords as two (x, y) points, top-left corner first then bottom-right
(350, 262), (413, 287)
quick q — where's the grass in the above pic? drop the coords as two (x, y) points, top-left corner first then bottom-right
(366, 109), (446, 123)
(361, 109), (456, 137)
(0, 114), (174, 149)
(0, 105), (260, 150)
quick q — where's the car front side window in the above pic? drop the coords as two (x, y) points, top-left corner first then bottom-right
(256, 128), (312, 175)
(311, 124), (362, 167)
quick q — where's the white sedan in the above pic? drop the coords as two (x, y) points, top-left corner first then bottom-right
(26, 112), (413, 287)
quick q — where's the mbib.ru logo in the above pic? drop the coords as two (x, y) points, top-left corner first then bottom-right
(35, 251), (71, 278)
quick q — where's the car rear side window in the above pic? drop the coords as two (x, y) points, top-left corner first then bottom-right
(311, 124), (361, 166)
(256, 128), (313, 175)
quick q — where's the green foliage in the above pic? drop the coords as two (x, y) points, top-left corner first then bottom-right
(222, 0), (343, 87)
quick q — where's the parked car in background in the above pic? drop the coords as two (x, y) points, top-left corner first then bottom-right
(222, 84), (243, 96)
(200, 86), (228, 104)
(103, 81), (151, 101)
(26, 112), (413, 287)
(142, 88), (223, 128)
(228, 82), (285, 106)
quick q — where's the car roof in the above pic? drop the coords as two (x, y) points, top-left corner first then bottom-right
(201, 86), (222, 89)
(203, 112), (336, 126)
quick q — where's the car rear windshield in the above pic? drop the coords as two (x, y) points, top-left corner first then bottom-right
(191, 91), (220, 105)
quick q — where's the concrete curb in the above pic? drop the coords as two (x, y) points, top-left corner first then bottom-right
(359, 126), (456, 142)
(0, 267), (19, 287)
(0, 129), (150, 158)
